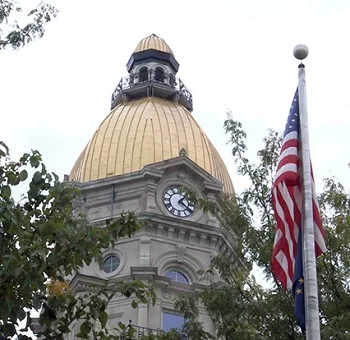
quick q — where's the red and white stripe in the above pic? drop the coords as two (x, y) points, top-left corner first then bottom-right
(272, 131), (326, 291)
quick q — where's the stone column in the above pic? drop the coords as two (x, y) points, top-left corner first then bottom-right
(197, 298), (215, 334)
(137, 302), (148, 328)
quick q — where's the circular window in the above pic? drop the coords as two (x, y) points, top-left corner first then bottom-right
(165, 270), (190, 284)
(103, 255), (120, 274)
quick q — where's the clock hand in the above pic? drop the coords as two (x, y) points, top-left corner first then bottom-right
(178, 197), (185, 206)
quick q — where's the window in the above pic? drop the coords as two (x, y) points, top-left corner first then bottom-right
(139, 67), (148, 82)
(162, 311), (185, 332)
(165, 270), (189, 284)
(169, 73), (174, 86)
(154, 67), (165, 82)
(103, 255), (120, 273)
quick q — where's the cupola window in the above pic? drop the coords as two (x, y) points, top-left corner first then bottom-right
(169, 73), (175, 86)
(165, 269), (190, 284)
(155, 67), (165, 83)
(139, 67), (148, 82)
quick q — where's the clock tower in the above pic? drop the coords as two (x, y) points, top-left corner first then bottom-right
(66, 34), (237, 338)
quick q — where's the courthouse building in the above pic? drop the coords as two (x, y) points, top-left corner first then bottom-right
(66, 34), (237, 338)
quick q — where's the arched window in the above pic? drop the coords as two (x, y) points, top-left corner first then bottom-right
(103, 255), (120, 273)
(139, 67), (148, 82)
(155, 67), (165, 83)
(165, 269), (189, 284)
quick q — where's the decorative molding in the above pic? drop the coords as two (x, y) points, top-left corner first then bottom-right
(130, 266), (158, 280)
(162, 292), (171, 300)
(144, 156), (223, 189)
(177, 244), (187, 263)
(68, 273), (108, 294)
(107, 312), (123, 319)
(168, 227), (174, 239)
(140, 237), (151, 266)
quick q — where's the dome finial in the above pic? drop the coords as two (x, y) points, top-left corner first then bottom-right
(179, 148), (187, 157)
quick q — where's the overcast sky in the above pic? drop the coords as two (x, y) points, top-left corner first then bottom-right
(1, 0), (350, 195)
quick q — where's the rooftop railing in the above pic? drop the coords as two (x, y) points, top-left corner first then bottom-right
(111, 69), (193, 111)
(120, 322), (188, 340)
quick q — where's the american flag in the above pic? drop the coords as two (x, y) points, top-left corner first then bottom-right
(271, 89), (326, 291)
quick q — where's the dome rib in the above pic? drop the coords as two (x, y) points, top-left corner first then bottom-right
(98, 112), (114, 178)
(182, 107), (196, 163)
(86, 128), (98, 180)
(162, 100), (173, 158)
(175, 101), (191, 159)
(137, 113), (148, 171)
(200, 132), (210, 171)
(201, 132), (214, 177)
(106, 100), (124, 176)
(122, 99), (143, 174)
(153, 100), (164, 161)
(69, 97), (234, 194)
(130, 100), (147, 172)
(112, 101), (131, 176)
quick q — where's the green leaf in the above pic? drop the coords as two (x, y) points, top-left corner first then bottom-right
(131, 280), (146, 288)
(2, 323), (16, 337)
(30, 156), (40, 168)
(19, 169), (28, 181)
(19, 152), (30, 163)
(6, 171), (17, 185)
(131, 300), (138, 309)
(80, 321), (91, 335)
(99, 311), (108, 328)
(33, 295), (42, 310)
(33, 171), (42, 183)
(17, 308), (26, 321)
(53, 172), (59, 181)
(1, 185), (11, 199)
(41, 163), (47, 174)
(118, 322), (126, 331)
(0, 141), (9, 157)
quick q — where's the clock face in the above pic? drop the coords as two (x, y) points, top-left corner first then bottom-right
(163, 186), (195, 218)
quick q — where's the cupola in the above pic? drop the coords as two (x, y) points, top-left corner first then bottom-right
(111, 34), (192, 112)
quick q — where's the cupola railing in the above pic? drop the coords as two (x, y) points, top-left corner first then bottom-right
(111, 69), (193, 112)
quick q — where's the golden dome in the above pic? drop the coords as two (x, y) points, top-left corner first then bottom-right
(134, 34), (174, 56)
(70, 97), (234, 194)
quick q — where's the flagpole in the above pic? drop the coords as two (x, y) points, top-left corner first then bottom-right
(293, 44), (321, 340)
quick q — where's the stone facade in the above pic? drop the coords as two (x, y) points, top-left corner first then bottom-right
(65, 154), (238, 338)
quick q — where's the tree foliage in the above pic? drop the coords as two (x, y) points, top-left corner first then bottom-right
(0, 142), (155, 339)
(2, 110), (350, 339)
(0, 0), (56, 50)
(165, 114), (350, 339)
